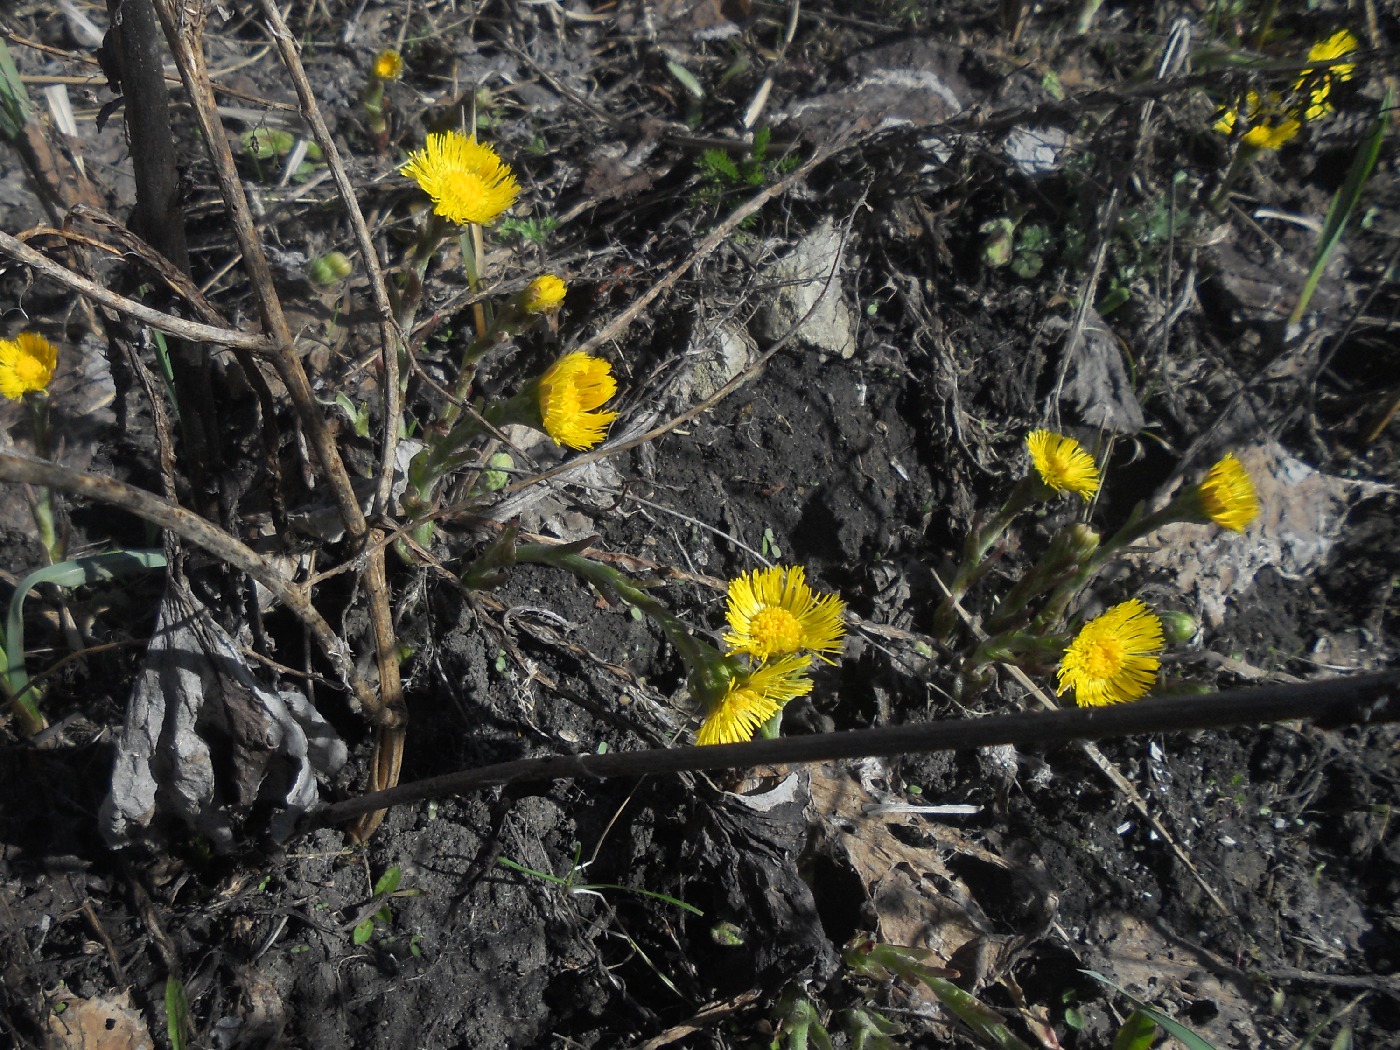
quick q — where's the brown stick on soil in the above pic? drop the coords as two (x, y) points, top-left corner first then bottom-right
(148, 2), (404, 819)
(254, 0), (410, 839)
(0, 229), (273, 352)
(313, 669), (1400, 827)
(0, 453), (381, 722)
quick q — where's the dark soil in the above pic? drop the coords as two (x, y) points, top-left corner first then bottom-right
(1, 2), (1398, 1048)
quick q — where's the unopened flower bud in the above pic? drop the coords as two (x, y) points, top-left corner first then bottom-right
(1159, 610), (1199, 645)
(1066, 523), (1101, 561)
(308, 251), (353, 285)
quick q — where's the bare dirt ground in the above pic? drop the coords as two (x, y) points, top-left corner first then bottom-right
(1, 1), (1398, 1048)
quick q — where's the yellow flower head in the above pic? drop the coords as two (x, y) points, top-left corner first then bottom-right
(524, 274), (567, 315)
(372, 49), (404, 81)
(1302, 30), (1358, 83)
(1026, 430), (1101, 499)
(1213, 91), (1300, 150)
(0, 332), (58, 400)
(400, 131), (520, 226)
(1057, 598), (1164, 707)
(1295, 30), (1358, 121)
(724, 565), (846, 664)
(697, 654), (814, 745)
(538, 352), (619, 450)
(1195, 453), (1259, 532)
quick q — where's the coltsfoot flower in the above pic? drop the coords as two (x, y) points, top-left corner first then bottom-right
(524, 274), (567, 315)
(1213, 91), (1302, 150)
(372, 49), (404, 81)
(538, 352), (619, 450)
(0, 332), (58, 400)
(1027, 430), (1101, 499)
(1193, 453), (1260, 532)
(697, 654), (814, 745)
(1057, 598), (1164, 707)
(400, 131), (520, 226)
(724, 566), (846, 664)
(1296, 29), (1359, 118)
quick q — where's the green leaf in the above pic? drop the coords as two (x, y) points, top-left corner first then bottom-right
(0, 39), (31, 141)
(1113, 1011), (1159, 1050)
(5, 550), (167, 708)
(753, 125), (772, 162)
(352, 919), (375, 945)
(1289, 89), (1392, 326)
(701, 148), (740, 182)
(1082, 970), (1220, 1050)
(373, 865), (403, 897)
(666, 60), (706, 100)
(164, 976), (189, 1050)
(921, 978), (1035, 1050)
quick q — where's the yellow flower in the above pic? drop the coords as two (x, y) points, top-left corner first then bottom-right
(400, 131), (520, 226)
(538, 352), (619, 450)
(1301, 30), (1358, 84)
(372, 49), (404, 81)
(0, 332), (58, 400)
(1214, 91), (1301, 150)
(1195, 453), (1259, 532)
(524, 274), (567, 315)
(1057, 599), (1164, 707)
(697, 654), (813, 745)
(1026, 430), (1101, 499)
(1295, 30), (1358, 121)
(724, 566), (846, 664)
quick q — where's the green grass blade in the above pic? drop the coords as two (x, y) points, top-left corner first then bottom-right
(0, 39), (32, 141)
(920, 977), (1035, 1050)
(1288, 90), (1393, 327)
(164, 975), (189, 1050)
(1082, 970), (1220, 1050)
(4, 550), (167, 702)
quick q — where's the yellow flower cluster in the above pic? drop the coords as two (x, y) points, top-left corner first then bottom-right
(0, 332), (58, 400)
(1193, 453), (1260, 532)
(1214, 29), (1359, 150)
(1057, 598), (1164, 707)
(698, 566), (847, 745)
(400, 131), (520, 226)
(537, 352), (619, 450)
(372, 49), (403, 81)
(524, 274), (567, 315)
(1027, 430), (1101, 499)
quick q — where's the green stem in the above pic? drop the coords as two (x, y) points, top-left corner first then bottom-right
(513, 544), (738, 707)
(932, 476), (1042, 640)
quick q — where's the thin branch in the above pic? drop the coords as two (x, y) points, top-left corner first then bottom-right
(313, 669), (1400, 826)
(0, 228), (274, 352)
(0, 454), (380, 717)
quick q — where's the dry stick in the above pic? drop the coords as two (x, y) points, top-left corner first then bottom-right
(150, 1), (404, 811)
(0, 229), (272, 352)
(0, 454), (379, 717)
(314, 669), (1400, 827)
(148, 0), (364, 540)
(253, 0), (408, 838)
(254, 0), (401, 515)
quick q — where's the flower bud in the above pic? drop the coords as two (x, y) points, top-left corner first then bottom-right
(308, 251), (353, 285)
(1158, 610), (1199, 645)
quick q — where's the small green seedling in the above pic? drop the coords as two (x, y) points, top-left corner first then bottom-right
(351, 865), (420, 945)
(3, 549), (167, 734)
(498, 215), (560, 247)
(241, 127), (324, 181)
(497, 844), (703, 915)
(1083, 969), (1221, 1050)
